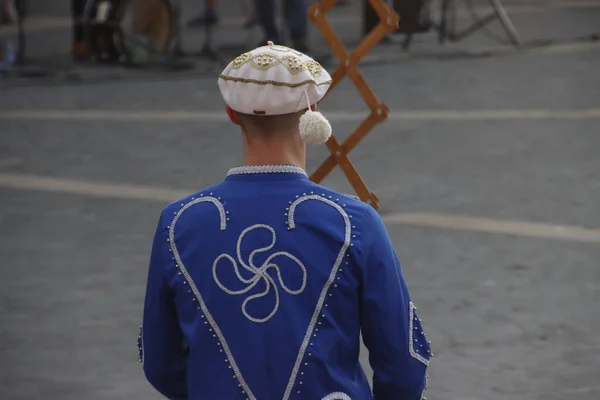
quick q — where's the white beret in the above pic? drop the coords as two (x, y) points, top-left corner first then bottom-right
(218, 42), (332, 116)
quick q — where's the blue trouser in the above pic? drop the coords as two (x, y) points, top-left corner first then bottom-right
(254, 0), (308, 42)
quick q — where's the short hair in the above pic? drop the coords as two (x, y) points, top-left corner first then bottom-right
(237, 111), (304, 135)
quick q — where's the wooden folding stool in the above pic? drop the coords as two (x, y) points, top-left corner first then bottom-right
(308, 0), (400, 210)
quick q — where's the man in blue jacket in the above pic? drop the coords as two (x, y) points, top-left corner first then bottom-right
(138, 41), (432, 400)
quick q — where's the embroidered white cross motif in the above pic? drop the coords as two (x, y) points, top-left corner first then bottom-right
(212, 224), (307, 323)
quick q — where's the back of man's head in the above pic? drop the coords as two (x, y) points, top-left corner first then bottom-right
(218, 42), (333, 145)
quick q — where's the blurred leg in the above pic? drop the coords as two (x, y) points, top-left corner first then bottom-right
(244, 0), (259, 28)
(71, 0), (85, 43)
(71, 0), (89, 61)
(187, 0), (219, 27)
(255, 0), (280, 43)
(283, 0), (308, 50)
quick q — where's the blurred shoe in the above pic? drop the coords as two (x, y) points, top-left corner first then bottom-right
(187, 10), (218, 27)
(72, 41), (90, 62)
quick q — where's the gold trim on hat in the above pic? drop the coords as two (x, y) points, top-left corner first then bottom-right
(230, 51), (324, 78)
(219, 74), (332, 88)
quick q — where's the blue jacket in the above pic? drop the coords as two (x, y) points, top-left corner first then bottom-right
(138, 165), (431, 400)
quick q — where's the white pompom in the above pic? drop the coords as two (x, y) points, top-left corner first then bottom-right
(299, 110), (332, 144)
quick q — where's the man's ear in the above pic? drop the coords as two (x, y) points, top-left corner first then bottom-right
(226, 105), (240, 125)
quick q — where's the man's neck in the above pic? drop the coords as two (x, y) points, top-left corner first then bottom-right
(242, 135), (306, 169)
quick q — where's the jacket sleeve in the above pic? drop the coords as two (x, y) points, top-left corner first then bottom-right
(358, 208), (431, 400)
(138, 211), (188, 400)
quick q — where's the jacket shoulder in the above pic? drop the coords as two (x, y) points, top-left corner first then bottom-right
(305, 183), (375, 219)
(161, 182), (226, 216)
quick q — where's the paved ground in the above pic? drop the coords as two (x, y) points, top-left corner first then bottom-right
(1, 0), (600, 399)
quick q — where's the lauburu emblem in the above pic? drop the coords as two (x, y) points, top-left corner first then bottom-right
(212, 224), (307, 323)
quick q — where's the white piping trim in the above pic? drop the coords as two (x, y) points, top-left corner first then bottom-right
(168, 197), (257, 400)
(283, 195), (352, 400)
(227, 165), (308, 177)
(408, 302), (430, 366)
(322, 392), (351, 400)
(137, 325), (144, 364)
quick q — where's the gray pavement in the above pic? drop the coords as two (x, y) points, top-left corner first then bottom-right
(1, 0), (600, 399)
